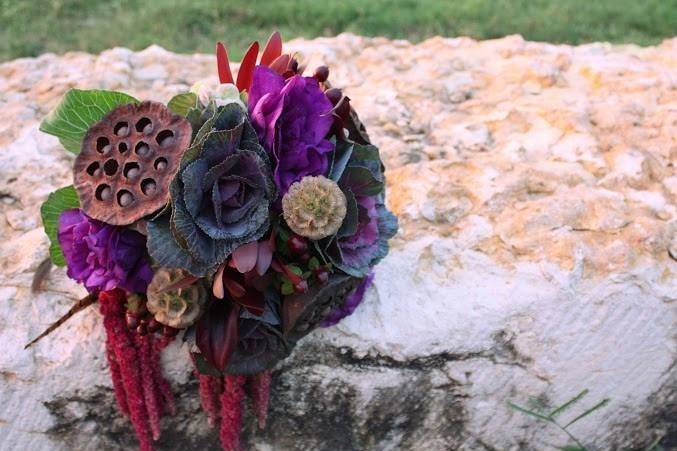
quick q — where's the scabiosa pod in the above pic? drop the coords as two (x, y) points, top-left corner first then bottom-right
(282, 175), (347, 240)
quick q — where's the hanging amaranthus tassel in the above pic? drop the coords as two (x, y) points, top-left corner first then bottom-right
(99, 289), (176, 451)
(100, 289), (153, 451)
(248, 371), (271, 429)
(136, 333), (162, 441)
(105, 330), (130, 417)
(193, 364), (272, 450)
(220, 375), (247, 451)
(197, 372), (223, 426)
(151, 335), (176, 416)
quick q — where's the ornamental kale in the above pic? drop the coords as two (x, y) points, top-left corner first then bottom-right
(147, 103), (276, 276)
(321, 143), (398, 277)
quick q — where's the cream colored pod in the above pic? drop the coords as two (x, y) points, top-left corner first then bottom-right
(147, 268), (207, 328)
(282, 175), (347, 240)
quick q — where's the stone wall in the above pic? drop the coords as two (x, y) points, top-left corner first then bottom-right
(0, 34), (675, 450)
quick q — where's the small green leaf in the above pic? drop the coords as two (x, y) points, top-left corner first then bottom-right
(167, 92), (198, 117)
(645, 435), (664, 451)
(40, 89), (139, 153)
(559, 446), (586, 451)
(281, 280), (294, 295)
(308, 257), (320, 271)
(507, 401), (552, 422)
(549, 389), (589, 418)
(192, 352), (223, 377)
(40, 186), (80, 266)
(288, 265), (303, 276)
(563, 399), (610, 428)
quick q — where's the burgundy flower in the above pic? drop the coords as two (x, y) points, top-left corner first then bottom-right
(248, 66), (334, 196)
(57, 208), (153, 294)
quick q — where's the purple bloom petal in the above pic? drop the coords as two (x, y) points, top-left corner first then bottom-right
(57, 208), (153, 294)
(320, 272), (374, 327)
(249, 66), (334, 197)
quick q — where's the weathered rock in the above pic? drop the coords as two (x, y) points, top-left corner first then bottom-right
(0, 34), (675, 450)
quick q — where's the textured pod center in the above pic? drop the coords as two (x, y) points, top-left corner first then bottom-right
(73, 101), (192, 225)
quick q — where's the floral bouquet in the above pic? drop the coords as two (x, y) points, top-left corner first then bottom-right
(29, 32), (397, 451)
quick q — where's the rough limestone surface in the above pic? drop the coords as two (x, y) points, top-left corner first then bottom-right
(0, 34), (675, 451)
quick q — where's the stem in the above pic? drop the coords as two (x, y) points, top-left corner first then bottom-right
(551, 419), (588, 451)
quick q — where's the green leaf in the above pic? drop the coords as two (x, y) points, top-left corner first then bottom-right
(507, 401), (552, 422)
(340, 165), (384, 197)
(308, 257), (320, 271)
(352, 143), (381, 162)
(563, 399), (610, 428)
(192, 352), (223, 377)
(281, 280), (294, 295)
(337, 188), (358, 238)
(645, 435), (664, 451)
(40, 186), (80, 266)
(549, 389), (589, 418)
(288, 265), (303, 276)
(167, 92), (198, 117)
(40, 89), (138, 153)
(559, 446), (586, 451)
(329, 141), (354, 182)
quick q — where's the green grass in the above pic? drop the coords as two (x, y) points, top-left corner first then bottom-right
(1, 0), (675, 62)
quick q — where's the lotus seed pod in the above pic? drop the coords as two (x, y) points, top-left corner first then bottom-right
(282, 176), (347, 240)
(146, 268), (207, 329)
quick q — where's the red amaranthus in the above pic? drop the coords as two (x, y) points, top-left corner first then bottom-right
(99, 289), (175, 451)
(196, 367), (273, 451)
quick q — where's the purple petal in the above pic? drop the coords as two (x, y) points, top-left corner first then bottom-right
(232, 240), (259, 273)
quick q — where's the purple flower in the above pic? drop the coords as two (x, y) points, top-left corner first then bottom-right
(248, 66), (334, 196)
(340, 196), (379, 267)
(321, 272), (374, 327)
(57, 209), (153, 294)
(324, 191), (397, 278)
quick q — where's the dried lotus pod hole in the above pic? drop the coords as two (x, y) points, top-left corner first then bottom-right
(74, 101), (192, 225)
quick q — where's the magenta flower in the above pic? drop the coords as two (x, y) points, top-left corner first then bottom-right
(248, 66), (334, 196)
(57, 208), (153, 294)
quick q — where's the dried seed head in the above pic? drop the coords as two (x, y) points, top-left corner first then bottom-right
(282, 176), (347, 240)
(73, 101), (192, 225)
(146, 268), (207, 329)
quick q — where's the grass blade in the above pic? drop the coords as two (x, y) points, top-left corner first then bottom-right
(507, 401), (552, 421)
(548, 389), (589, 418)
(564, 399), (610, 428)
(645, 435), (664, 451)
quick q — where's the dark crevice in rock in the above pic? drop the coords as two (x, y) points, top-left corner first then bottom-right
(606, 371), (677, 451)
(278, 330), (532, 374)
(44, 340), (474, 450)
